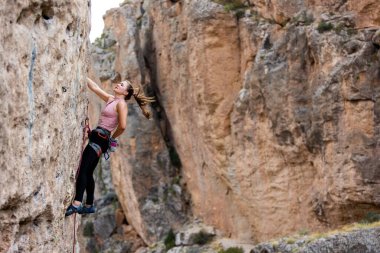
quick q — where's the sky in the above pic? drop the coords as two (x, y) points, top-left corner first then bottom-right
(90, 0), (124, 42)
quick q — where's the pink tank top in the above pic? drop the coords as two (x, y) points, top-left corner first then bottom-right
(97, 98), (122, 132)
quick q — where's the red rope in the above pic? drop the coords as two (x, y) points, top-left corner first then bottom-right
(72, 117), (91, 253)
(72, 213), (77, 253)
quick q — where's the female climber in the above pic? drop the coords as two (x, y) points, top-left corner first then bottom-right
(65, 77), (154, 216)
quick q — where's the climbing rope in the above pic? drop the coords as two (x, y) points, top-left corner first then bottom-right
(72, 116), (91, 253)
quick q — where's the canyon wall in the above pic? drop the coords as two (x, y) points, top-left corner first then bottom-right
(250, 0), (379, 28)
(0, 0), (90, 252)
(91, 0), (380, 246)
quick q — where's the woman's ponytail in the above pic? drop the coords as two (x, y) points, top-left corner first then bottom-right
(132, 88), (155, 119)
(123, 80), (155, 118)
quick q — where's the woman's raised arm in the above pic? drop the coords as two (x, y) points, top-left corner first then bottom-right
(87, 77), (113, 102)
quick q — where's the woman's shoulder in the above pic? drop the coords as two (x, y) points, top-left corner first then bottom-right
(116, 99), (127, 108)
(106, 96), (115, 103)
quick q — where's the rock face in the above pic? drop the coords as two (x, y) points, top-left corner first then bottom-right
(140, 0), (250, 240)
(230, 7), (380, 243)
(137, 0), (380, 243)
(91, 0), (380, 247)
(0, 0), (90, 252)
(250, 0), (379, 28)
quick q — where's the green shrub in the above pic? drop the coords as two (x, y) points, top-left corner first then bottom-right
(333, 23), (345, 34)
(347, 28), (358, 36)
(286, 238), (296, 244)
(164, 229), (176, 251)
(235, 9), (246, 19)
(213, 0), (247, 17)
(360, 212), (380, 224)
(171, 176), (181, 185)
(93, 33), (106, 47)
(218, 247), (244, 253)
(304, 16), (314, 26)
(169, 146), (182, 168)
(317, 21), (334, 33)
(83, 222), (94, 237)
(192, 230), (214, 245)
(223, 2), (245, 12)
(291, 11), (314, 26)
(136, 18), (142, 28)
(298, 228), (309, 236)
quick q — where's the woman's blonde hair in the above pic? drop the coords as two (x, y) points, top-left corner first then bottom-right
(123, 80), (155, 119)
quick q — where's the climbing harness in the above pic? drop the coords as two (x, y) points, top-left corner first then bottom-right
(88, 127), (111, 160)
(71, 116), (91, 253)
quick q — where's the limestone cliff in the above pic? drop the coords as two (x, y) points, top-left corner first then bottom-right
(0, 0), (90, 252)
(90, 0), (380, 248)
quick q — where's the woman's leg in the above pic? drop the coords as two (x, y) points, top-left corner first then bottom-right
(74, 145), (98, 203)
(84, 156), (100, 205)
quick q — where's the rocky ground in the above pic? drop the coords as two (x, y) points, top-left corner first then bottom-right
(139, 221), (380, 253)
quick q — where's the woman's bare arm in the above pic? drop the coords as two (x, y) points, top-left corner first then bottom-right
(87, 77), (113, 102)
(112, 101), (128, 139)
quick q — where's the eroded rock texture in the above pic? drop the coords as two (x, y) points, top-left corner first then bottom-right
(0, 0), (90, 252)
(91, 0), (380, 246)
(250, 0), (379, 28)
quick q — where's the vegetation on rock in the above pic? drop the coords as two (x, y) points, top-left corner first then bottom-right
(218, 247), (244, 253)
(164, 229), (176, 250)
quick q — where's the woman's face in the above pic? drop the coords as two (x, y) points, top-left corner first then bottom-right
(114, 81), (130, 95)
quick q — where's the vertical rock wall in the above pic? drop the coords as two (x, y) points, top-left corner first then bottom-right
(231, 13), (380, 241)
(139, 0), (252, 241)
(90, 0), (380, 246)
(136, 0), (380, 243)
(0, 0), (90, 252)
(250, 0), (379, 28)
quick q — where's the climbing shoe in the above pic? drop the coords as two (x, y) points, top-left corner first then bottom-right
(65, 204), (82, 217)
(78, 205), (96, 215)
